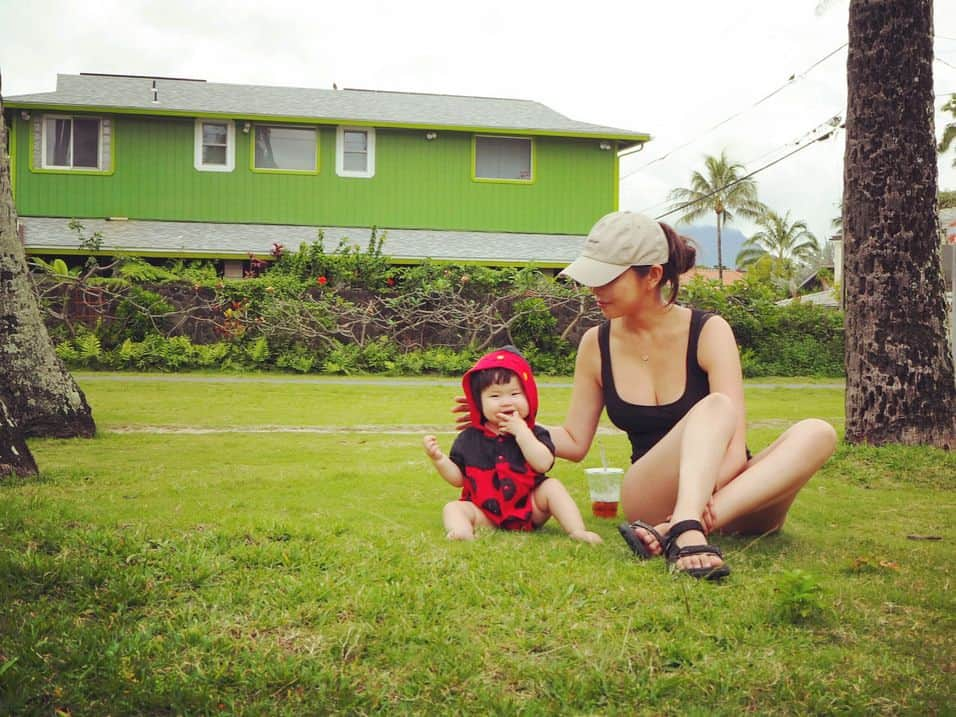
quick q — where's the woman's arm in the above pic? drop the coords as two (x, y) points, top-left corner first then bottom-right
(696, 315), (750, 485)
(544, 327), (606, 462)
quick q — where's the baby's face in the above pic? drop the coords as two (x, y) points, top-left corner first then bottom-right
(479, 375), (529, 427)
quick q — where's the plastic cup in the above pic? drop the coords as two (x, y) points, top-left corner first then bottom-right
(585, 467), (623, 518)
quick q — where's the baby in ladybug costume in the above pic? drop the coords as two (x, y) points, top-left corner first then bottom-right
(423, 347), (602, 543)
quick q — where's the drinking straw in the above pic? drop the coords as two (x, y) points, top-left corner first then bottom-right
(599, 442), (607, 471)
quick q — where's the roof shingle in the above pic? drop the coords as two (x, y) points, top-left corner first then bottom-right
(6, 74), (649, 145)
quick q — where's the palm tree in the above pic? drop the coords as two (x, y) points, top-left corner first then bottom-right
(667, 150), (765, 282)
(736, 210), (820, 279)
(843, 0), (954, 447)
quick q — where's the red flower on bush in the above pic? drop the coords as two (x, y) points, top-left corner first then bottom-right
(316, 276), (328, 286)
(271, 242), (285, 258)
(386, 277), (395, 286)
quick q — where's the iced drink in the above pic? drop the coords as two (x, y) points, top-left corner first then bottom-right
(585, 467), (623, 518)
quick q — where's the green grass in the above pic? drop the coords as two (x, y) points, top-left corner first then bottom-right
(1, 374), (952, 715)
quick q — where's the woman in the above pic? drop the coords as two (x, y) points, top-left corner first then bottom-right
(463, 210), (836, 579)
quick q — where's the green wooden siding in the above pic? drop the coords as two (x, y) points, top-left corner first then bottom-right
(11, 114), (616, 235)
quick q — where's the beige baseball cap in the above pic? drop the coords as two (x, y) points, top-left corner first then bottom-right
(559, 211), (668, 287)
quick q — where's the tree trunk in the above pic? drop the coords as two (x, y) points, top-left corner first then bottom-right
(715, 211), (724, 283)
(0, 79), (96, 438)
(0, 389), (37, 477)
(843, 0), (956, 447)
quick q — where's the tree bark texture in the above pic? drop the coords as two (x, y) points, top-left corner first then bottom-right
(843, 0), (956, 447)
(0, 90), (96, 438)
(0, 389), (37, 477)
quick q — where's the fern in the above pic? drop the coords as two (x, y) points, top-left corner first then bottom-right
(246, 336), (270, 364)
(55, 340), (80, 364)
(75, 333), (102, 366)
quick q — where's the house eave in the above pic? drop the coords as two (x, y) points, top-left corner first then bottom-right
(19, 217), (585, 269)
(4, 100), (650, 147)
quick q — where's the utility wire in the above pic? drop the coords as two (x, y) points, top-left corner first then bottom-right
(633, 113), (844, 218)
(741, 112), (843, 168)
(647, 128), (842, 221)
(621, 43), (848, 178)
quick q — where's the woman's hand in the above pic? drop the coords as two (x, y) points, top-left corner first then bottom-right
(701, 499), (717, 534)
(452, 395), (470, 430)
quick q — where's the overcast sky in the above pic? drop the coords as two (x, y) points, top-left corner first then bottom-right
(2, 0), (955, 244)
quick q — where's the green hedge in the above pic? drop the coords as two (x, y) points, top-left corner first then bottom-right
(40, 239), (844, 377)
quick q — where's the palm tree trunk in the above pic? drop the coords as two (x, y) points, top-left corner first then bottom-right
(0, 78), (96, 439)
(843, 0), (955, 447)
(716, 211), (724, 283)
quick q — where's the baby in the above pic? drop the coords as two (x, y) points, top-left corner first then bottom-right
(423, 347), (601, 543)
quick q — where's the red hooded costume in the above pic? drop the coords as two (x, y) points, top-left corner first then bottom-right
(449, 347), (555, 531)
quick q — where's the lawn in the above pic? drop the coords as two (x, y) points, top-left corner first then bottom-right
(0, 374), (952, 715)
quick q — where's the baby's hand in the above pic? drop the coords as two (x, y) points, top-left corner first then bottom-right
(423, 434), (444, 461)
(496, 412), (529, 437)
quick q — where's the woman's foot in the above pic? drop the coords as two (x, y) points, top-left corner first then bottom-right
(619, 520), (670, 558)
(569, 529), (603, 544)
(663, 519), (730, 580)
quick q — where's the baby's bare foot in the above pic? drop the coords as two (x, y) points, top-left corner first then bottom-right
(446, 529), (475, 541)
(570, 529), (603, 544)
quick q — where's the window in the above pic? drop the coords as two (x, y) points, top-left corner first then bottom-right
(194, 119), (235, 172)
(253, 125), (318, 172)
(41, 115), (103, 169)
(474, 135), (533, 182)
(336, 126), (375, 178)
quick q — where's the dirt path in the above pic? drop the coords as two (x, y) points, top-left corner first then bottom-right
(104, 421), (809, 435)
(78, 374), (844, 390)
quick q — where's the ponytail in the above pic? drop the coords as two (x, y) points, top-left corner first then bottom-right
(632, 222), (697, 305)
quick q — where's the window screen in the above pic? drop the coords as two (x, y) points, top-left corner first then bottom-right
(475, 136), (532, 180)
(255, 126), (317, 171)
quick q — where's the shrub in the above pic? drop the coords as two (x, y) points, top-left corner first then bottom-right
(771, 569), (825, 625)
(38, 235), (845, 377)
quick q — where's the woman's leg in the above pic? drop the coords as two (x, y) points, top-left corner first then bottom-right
(709, 418), (837, 534)
(531, 479), (603, 544)
(620, 393), (738, 572)
(621, 418), (837, 567)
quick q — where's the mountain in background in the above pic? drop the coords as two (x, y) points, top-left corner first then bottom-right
(676, 225), (748, 268)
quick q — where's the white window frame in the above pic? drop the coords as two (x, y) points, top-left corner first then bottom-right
(194, 118), (235, 172)
(40, 114), (104, 170)
(336, 126), (375, 178)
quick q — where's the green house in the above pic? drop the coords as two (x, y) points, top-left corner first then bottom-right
(3, 73), (649, 275)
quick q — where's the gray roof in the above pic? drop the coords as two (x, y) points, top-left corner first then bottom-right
(6, 73), (650, 146)
(19, 216), (586, 267)
(941, 207), (956, 241)
(775, 290), (840, 309)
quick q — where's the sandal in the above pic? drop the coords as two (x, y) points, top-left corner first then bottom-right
(663, 519), (731, 580)
(618, 520), (665, 560)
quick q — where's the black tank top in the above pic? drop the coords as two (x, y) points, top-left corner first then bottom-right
(600, 309), (713, 463)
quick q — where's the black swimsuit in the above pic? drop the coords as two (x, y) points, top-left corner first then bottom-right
(600, 309), (713, 463)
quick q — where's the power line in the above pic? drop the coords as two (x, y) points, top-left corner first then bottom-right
(621, 43), (848, 179)
(633, 113), (844, 217)
(649, 129), (842, 222)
